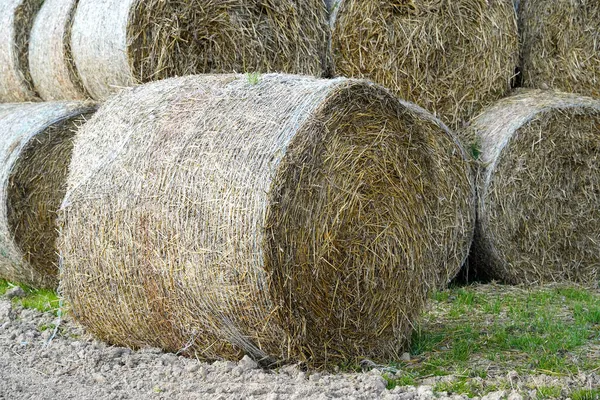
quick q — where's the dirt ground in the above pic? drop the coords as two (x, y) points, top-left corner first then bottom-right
(0, 298), (598, 400)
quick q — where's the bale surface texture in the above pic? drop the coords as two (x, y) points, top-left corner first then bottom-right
(59, 74), (474, 367)
(330, 0), (519, 130)
(29, 0), (88, 101)
(0, 102), (95, 289)
(465, 90), (600, 285)
(0, 0), (43, 102)
(70, 0), (328, 100)
(520, 0), (600, 98)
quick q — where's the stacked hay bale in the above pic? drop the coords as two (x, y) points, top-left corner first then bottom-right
(59, 74), (475, 366)
(330, 0), (519, 130)
(0, 102), (96, 289)
(70, 0), (329, 100)
(519, 0), (600, 98)
(0, 0), (43, 102)
(29, 0), (88, 101)
(465, 90), (600, 285)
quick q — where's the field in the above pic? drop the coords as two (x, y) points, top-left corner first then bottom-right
(384, 283), (600, 398)
(1, 278), (599, 399)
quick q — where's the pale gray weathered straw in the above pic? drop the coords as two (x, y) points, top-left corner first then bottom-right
(0, 0), (42, 102)
(29, 0), (88, 101)
(59, 74), (474, 367)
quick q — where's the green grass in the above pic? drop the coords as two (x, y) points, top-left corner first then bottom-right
(435, 379), (479, 398)
(536, 386), (563, 399)
(384, 372), (418, 389)
(468, 139), (482, 160)
(382, 283), (600, 395)
(571, 389), (600, 400)
(246, 72), (261, 85)
(433, 377), (508, 399)
(0, 278), (59, 314)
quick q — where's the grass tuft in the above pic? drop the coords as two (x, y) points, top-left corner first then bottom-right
(536, 386), (563, 399)
(571, 389), (600, 400)
(246, 72), (261, 85)
(0, 278), (59, 314)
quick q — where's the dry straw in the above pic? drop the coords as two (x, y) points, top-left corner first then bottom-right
(70, 0), (329, 100)
(465, 89), (600, 285)
(59, 74), (475, 367)
(29, 0), (88, 101)
(0, 0), (43, 102)
(0, 102), (95, 289)
(330, 0), (519, 130)
(520, 0), (600, 98)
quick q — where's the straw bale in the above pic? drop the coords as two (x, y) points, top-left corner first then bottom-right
(0, 0), (43, 102)
(70, 0), (328, 100)
(330, 0), (519, 130)
(0, 102), (95, 289)
(59, 74), (474, 367)
(520, 0), (600, 98)
(465, 89), (600, 285)
(29, 0), (88, 101)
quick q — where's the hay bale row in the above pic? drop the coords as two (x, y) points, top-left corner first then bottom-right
(0, 102), (96, 289)
(29, 0), (88, 101)
(519, 0), (600, 98)
(329, 0), (519, 130)
(59, 74), (475, 366)
(464, 89), (600, 285)
(67, 0), (329, 100)
(0, 0), (43, 102)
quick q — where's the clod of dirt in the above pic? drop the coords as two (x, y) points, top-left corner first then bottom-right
(4, 286), (25, 299)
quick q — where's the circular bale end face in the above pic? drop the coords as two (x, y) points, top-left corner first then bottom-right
(7, 115), (90, 287)
(14, 0), (43, 93)
(483, 109), (600, 284)
(0, 0), (43, 102)
(520, 0), (600, 98)
(59, 75), (474, 367)
(266, 85), (475, 363)
(127, 0), (328, 83)
(0, 103), (95, 289)
(331, 0), (519, 130)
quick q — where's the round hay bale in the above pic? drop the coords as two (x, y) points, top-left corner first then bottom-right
(0, 0), (43, 102)
(70, 0), (329, 101)
(465, 89), (600, 285)
(59, 74), (475, 366)
(0, 102), (96, 289)
(330, 0), (519, 130)
(520, 0), (600, 98)
(29, 0), (88, 101)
